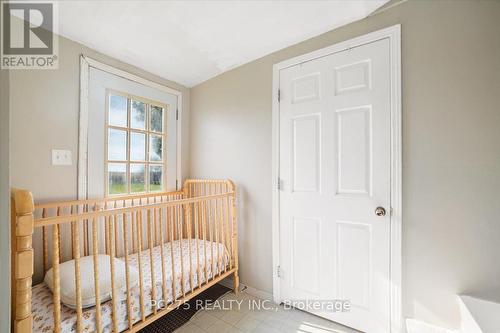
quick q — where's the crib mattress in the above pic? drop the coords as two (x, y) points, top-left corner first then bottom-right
(32, 239), (229, 333)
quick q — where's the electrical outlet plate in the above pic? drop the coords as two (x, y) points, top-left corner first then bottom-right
(52, 149), (72, 166)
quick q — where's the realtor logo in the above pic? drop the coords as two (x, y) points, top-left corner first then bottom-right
(1, 0), (58, 69)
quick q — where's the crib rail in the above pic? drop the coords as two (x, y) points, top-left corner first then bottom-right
(11, 179), (239, 333)
(34, 191), (184, 276)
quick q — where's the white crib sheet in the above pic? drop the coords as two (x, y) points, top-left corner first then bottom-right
(32, 239), (229, 333)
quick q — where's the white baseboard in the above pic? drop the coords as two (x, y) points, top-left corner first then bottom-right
(218, 277), (274, 301)
(243, 284), (274, 301)
(406, 319), (457, 333)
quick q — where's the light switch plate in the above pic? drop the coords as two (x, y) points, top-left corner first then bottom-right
(52, 149), (72, 166)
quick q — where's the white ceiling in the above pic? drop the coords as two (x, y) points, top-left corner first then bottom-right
(57, 1), (388, 87)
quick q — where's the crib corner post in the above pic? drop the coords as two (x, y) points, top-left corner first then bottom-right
(233, 273), (240, 294)
(10, 189), (34, 333)
(226, 180), (239, 294)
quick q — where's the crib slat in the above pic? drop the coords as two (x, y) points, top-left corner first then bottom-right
(136, 210), (146, 322)
(157, 207), (168, 307)
(168, 206), (177, 302)
(164, 205), (169, 252)
(217, 196), (224, 274)
(186, 202), (194, 293)
(221, 184), (228, 272)
(214, 197), (220, 277)
(154, 198), (159, 247)
(221, 196), (227, 273)
(72, 221), (83, 333)
(92, 217), (102, 333)
(212, 195), (217, 276)
(114, 209), (119, 257)
(52, 224), (61, 333)
(71, 206), (75, 259)
(147, 208), (157, 314)
(208, 196), (215, 281)
(122, 212), (133, 329)
(83, 205), (89, 256)
(172, 201), (177, 240)
(57, 207), (62, 261)
(177, 205), (186, 297)
(105, 213), (110, 255)
(201, 200), (208, 284)
(195, 201), (201, 289)
(196, 184), (203, 285)
(42, 209), (48, 274)
(108, 215), (119, 333)
(131, 210), (136, 253)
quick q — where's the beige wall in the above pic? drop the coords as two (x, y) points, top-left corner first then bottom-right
(10, 33), (190, 202)
(1, 67), (11, 332)
(190, 0), (500, 330)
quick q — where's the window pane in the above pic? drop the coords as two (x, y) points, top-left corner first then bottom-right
(130, 132), (145, 161)
(131, 100), (146, 130)
(108, 128), (127, 160)
(108, 163), (127, 195)
(151, 106), (163, 132)
(108, 95), (128, 127)
(130, 164), (145, 193)
(149, 165), (162, 192)
(149, 135), (162, 161)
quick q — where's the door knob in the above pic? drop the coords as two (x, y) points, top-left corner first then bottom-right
(375, 207), (386, 217)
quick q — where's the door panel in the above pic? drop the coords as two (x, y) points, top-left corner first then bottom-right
(292, 73), (321, 103)
(279, 38), (391, 333)
(334, 59), (372, 95)
(336, 221), (372, 310)
(291, 217), (321, 295)
(336, 105), (372, 195)
(291, 114), (321, 193)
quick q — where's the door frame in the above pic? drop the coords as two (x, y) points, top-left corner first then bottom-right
(78, 55), (183, 200)
(271, 25), (402, 332)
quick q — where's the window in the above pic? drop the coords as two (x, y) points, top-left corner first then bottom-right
(106, 91), (167, 196)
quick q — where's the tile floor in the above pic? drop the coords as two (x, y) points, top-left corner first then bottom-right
(174, 290), (360, 333)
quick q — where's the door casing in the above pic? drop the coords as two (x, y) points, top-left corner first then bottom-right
(271, 25), (402, 332)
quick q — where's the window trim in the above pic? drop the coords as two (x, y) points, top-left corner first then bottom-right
(104, 89), (169, 197)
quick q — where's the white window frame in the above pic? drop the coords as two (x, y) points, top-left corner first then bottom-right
(79, 55), (182, 200)
(104, 89), (169, 196)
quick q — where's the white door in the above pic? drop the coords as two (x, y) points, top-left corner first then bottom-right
(279, 38), (391, 332)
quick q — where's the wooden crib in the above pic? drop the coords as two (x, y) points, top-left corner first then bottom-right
(11, 179), (239, 333)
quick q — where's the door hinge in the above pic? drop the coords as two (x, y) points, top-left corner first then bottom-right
(277, 89), (281, 102)
(176, 179), (179, 190)
(176, 108), (179, 121)
(276, 265), (281, 278)
(276, 177), (282, 191)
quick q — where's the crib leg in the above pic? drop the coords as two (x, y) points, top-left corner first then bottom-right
(233, 271), (240, 294)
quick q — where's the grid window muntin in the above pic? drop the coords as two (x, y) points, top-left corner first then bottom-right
(105, 90), (167, 196)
